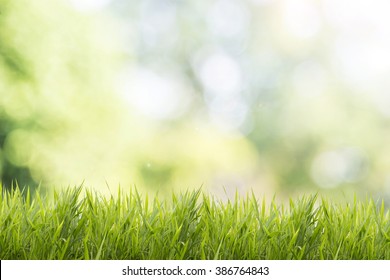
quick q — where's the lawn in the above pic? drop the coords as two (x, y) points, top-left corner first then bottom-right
(0, 186), (389, 259)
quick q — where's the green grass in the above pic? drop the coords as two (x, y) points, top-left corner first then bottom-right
(1, 186), (389, 260)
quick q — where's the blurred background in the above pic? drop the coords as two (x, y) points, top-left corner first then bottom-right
(1, 0), (390, 201)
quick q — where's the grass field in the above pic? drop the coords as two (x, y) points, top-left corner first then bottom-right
(0, 186), (389, 260)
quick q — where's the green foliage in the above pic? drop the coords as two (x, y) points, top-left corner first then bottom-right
(0, 0), (119, 190)
(2, 0), (390, 196)
(1, 186), (389, 260)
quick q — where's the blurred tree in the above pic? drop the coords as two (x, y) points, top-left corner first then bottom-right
(0, 0), (34, 190)
(0, 114), (34, 190)
(0, 0), (118, 191)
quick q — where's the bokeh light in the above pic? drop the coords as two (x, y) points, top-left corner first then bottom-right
(1, 0), (390, 203)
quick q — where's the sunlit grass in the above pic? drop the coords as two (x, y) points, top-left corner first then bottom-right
(0, 186), (389, 259)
